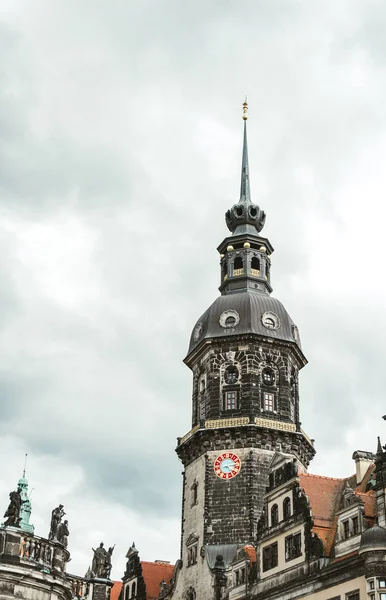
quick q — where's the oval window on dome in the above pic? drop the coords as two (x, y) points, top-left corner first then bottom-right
(193, 322), (203, 342)
(261, 311), (281, 330)
(219, 310), (240, 329)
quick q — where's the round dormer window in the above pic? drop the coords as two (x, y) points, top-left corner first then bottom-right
(261, 311), (281, 330)
(193, 322), (203, 342)
(219, 309), (240, 329)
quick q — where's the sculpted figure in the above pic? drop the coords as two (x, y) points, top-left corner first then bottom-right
(92, 542), (108, 577)
(3, 487), (25, 527)
(57, 519), (70, 547)
(49, 504), (65, 540)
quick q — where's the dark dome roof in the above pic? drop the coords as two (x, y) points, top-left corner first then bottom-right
(360, 524), (386, 552)
(187, 290), (302, 357)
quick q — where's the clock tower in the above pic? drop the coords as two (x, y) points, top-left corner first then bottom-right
(169, 103), (315, 599)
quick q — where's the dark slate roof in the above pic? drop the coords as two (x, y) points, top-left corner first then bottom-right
(187, 290), (302, 357)
(360, 524), (386, 551)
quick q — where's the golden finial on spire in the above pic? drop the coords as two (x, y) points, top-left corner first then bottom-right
(242, 97), (248, 121)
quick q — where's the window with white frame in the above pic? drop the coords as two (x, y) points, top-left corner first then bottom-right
(224, 390), (238, 410)
(263, 392), (275, 412)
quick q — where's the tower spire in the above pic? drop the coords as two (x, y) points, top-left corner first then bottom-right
(225, 99), (266, 235)
(239, 98), (251, 205)
(23, 453), (28, 478)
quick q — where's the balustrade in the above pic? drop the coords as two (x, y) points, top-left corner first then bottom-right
(20, 535), (54, 569)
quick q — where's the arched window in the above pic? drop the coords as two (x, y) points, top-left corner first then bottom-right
(271, 504), (279, 526)
(131, 582), (136, 598)
(233, 256), (243, 275)
(262, 367), (275, 386)
(283, 497), (291, 520)
(125, 585), (130, 600)
(251, 256), (260, 275)
(224, 365), (239, 384)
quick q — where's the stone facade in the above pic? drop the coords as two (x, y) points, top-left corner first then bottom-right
(0, 527), (71, 600)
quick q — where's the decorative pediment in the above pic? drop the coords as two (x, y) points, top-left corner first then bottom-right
(267, 455), (298, 491)
(340, 483), (360, 509)
(269, 452), (291, 471)
(186, 533), (199, 547)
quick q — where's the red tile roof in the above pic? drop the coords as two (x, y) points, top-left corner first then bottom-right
(299, 473), (346, 556)
(141, 561), (174, 600)
(111, 582), (122, 600)
(355, 491), (376, 517)
(299, 470), (377, 556)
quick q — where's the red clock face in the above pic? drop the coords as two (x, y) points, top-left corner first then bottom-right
(214, 452), (241, 480)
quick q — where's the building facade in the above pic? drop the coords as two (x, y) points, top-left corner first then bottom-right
(162, 104), (386, 600)
(2, 105), (386, 600)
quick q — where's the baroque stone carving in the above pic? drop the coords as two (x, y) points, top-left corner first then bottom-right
(3, 487), (26, 527)
(91, 542), (114, 579)
(57, 519), (70, 547)
(49, 504), (65, 540)
(183, 586), (196, 600)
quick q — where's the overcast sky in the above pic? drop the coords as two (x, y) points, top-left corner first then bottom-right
(1, 0), (386, 580)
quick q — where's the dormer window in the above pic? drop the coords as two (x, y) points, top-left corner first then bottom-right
(225, 315), (236, 327)
(341, 515), (361, 539)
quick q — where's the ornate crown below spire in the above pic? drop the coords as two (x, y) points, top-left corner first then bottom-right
(225, 101), (266, 235)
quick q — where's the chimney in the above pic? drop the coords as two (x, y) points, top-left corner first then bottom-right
(352, 450), (375, 485)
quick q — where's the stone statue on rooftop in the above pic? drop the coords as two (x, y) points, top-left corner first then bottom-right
(57, 519), (70, 547)
(3, 487), (26, 527)
(92, 542), (114, 578)
(49, 504), (65, 540)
